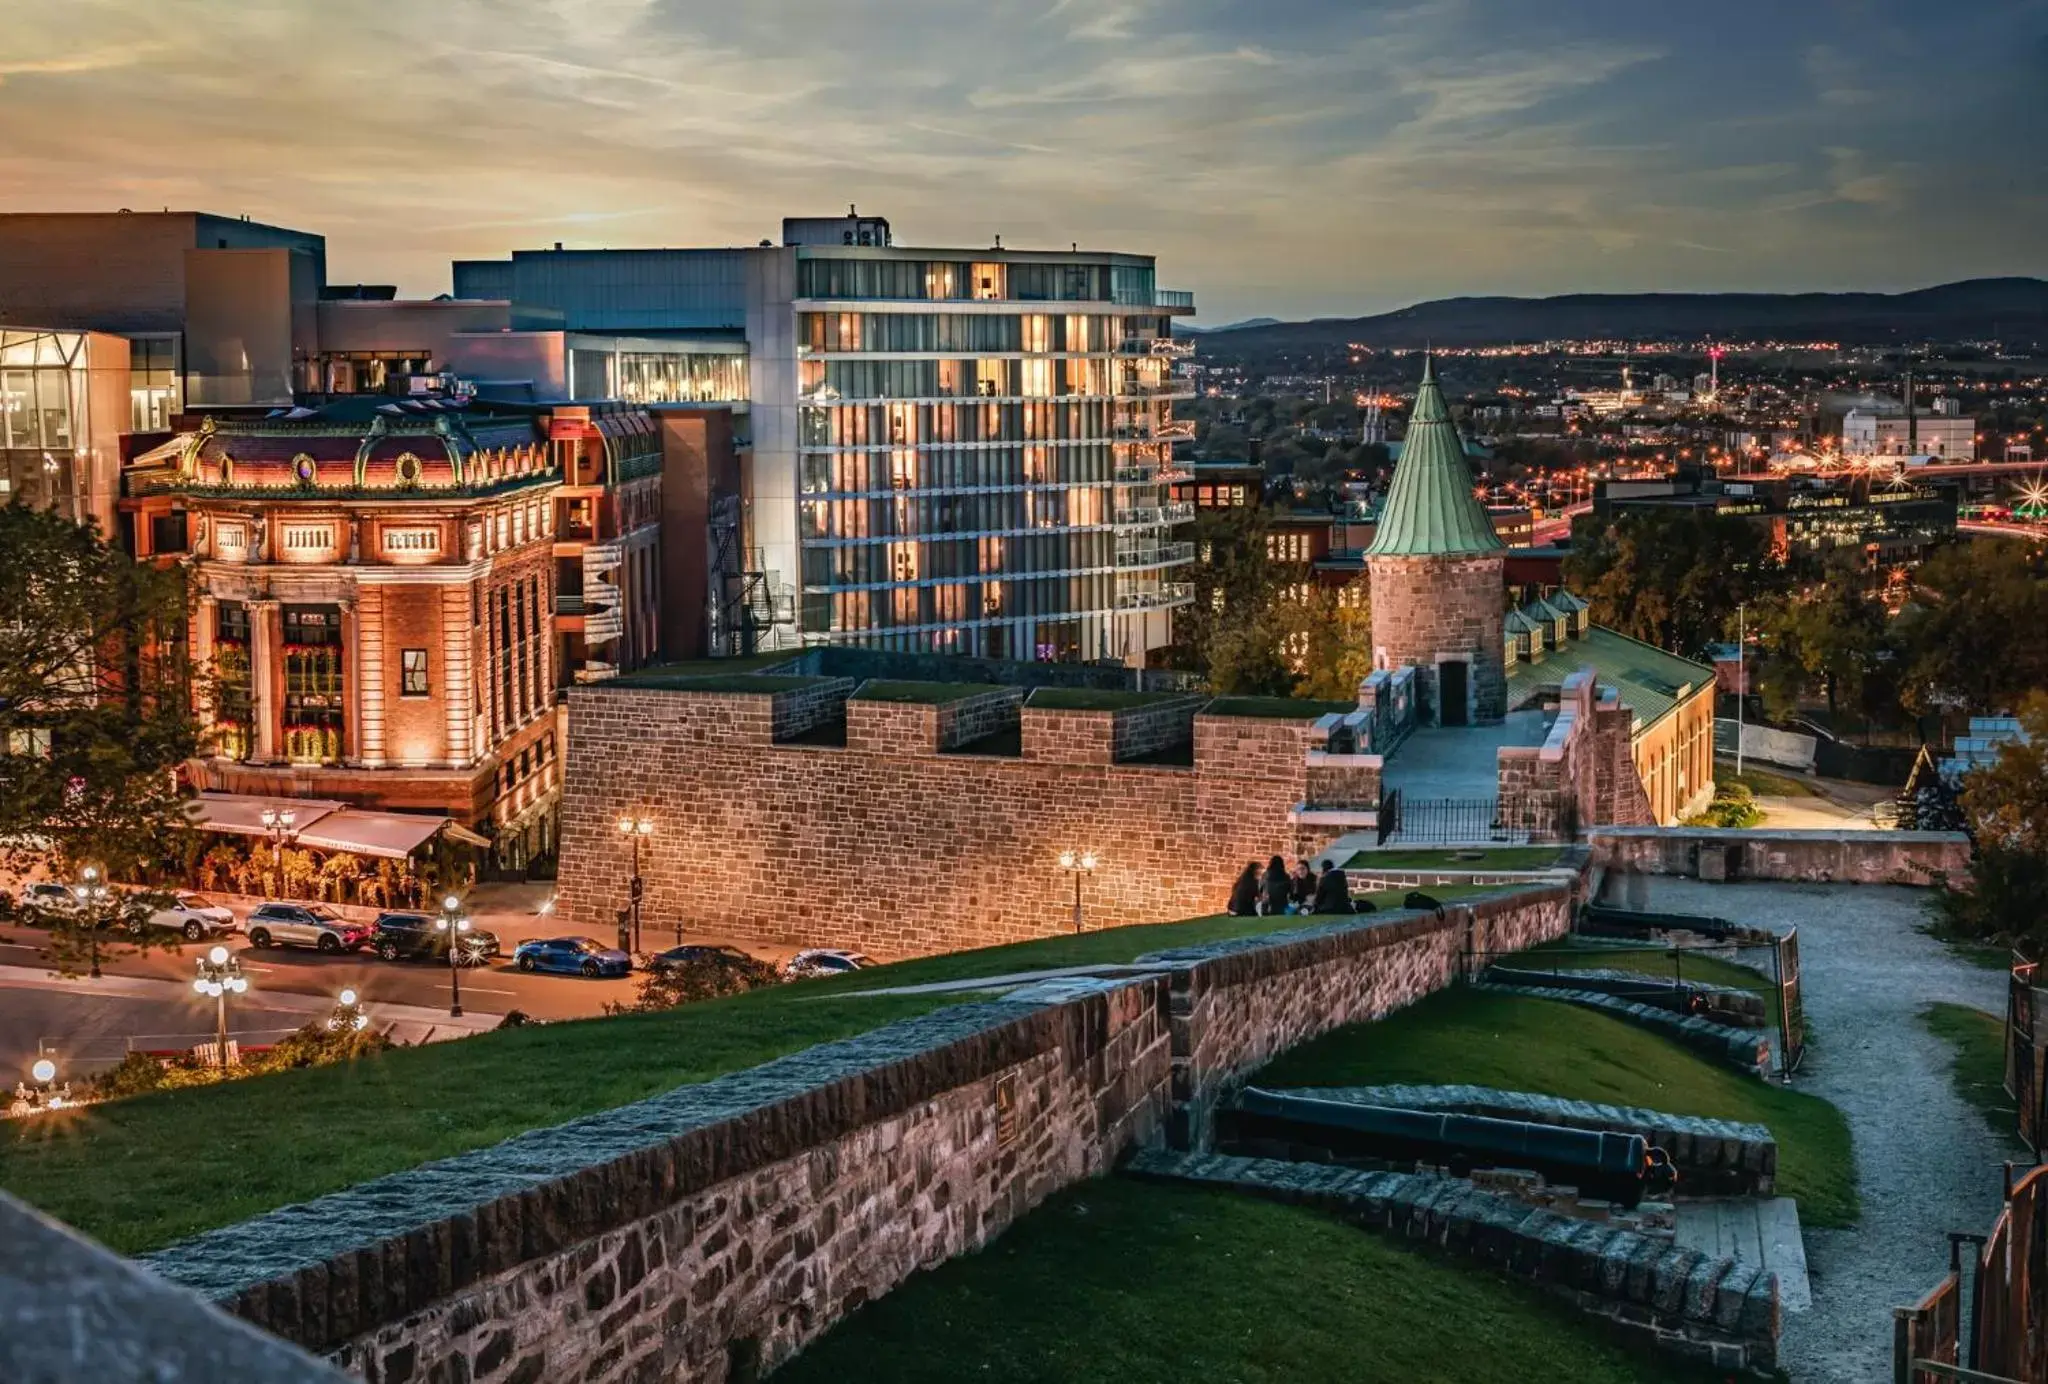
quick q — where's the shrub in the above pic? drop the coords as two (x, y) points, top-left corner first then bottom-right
(607, 954), (781, 1014)
(1685, 781), (1763, 829)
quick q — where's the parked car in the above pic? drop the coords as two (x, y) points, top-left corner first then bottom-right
(139, 891), (238, 941)
(512, 936), (632, 978)
(646, 943), (757, 977)
(244, 902), (370, 954)
(15, 882), (81, 920)
(784, 948), (874, 980)
(370, 912), (501, 965)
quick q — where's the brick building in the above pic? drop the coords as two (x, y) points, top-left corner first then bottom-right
(122, 397), (666, 864)
(1366, 360), (1507, 726)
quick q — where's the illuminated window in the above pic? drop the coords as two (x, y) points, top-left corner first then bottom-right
(401, 649), (430, 697)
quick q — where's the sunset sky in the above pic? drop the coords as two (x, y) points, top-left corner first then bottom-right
(4, 0), (2043, 323)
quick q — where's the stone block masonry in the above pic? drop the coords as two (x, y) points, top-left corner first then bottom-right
(1124, 1149), (1779, 1372)
(142, 886), (1575, 1384)
(1474, 982), (1772, 1075)
(1261, 1085), (1776, 1197)
(1588, 827), (1971, 885)
(557, 685), (1327, 957)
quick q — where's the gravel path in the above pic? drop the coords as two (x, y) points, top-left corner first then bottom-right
(1644, 879), (2014, 1383)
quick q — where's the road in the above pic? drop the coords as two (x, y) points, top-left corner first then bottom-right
(0, 891), (812, 1084)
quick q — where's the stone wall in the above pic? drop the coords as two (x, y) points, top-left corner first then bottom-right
(1588, 827), (1970, 885)
(1109, 695), (1206, 762)
(936, 687), (1023, 750)
(1145, 886), (1573, 1147)
(145, 886), (1576, 1384)
(148, 985), (1173, 1384)
(1368, 553), (1507, 725)
(557, 686), (1326, 957)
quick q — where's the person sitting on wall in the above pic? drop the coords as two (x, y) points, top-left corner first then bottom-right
(1311, 863), (1354, 915)
(1227, 863), (1261, 918)
(1289, 859), (1316, 914)
(1260, 855), (1290, 916)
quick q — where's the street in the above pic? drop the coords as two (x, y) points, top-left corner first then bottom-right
(0, 885), (811, 1084)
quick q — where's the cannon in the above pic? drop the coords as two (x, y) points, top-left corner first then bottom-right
(1227, 1087), (1676, 1207)
(1579, 903), (1741, 940)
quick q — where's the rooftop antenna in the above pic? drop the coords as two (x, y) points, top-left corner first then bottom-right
(994, 233), (1003, 250)
(848, 203), (856, 216)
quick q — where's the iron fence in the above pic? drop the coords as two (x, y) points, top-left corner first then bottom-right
(1374, 795), (1530, 846)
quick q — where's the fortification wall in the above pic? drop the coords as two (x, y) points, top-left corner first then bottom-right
(1368, 553), (1507, 724)
(557, 686), (1326, 957)
(1588, 827), (1970, 884)
(143, 889), (1576, 1384)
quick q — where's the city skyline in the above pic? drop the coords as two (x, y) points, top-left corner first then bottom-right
(3, 0), (2045, 325)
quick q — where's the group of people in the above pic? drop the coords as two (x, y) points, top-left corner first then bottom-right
(1227, 854), (1372, 918)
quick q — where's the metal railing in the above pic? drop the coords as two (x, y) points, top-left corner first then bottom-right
(1156, 289), (1196, 310)
(1114, 542), (1195, 569)
(1114, 582), (1194, 611)
(1119, 336), (1195, 357)
(1375, 795), (1531, 846)
(1114, 501), (1196, 528)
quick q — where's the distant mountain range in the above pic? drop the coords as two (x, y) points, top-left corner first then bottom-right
(1197, 279), (2048, 351)
(1183, 316), (1282, 334)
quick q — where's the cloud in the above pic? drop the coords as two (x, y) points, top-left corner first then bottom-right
(0, 0), (2036, 321)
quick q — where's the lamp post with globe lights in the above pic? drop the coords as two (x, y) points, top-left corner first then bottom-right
(1058, 850), (1099, 934)
(617, 814), (653, 954)
(72, 864), (111, 979)
(14, 1057), (72, 1114)
(434, 894), (471, 1017)
(328, 988), (370, 1034)
(259, 807), (299, 895)
(193, 945), (248, 1073)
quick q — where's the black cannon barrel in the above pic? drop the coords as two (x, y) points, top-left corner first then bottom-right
(1232, 1088), (1658, 1206)
(1580, 903), (1740, 938)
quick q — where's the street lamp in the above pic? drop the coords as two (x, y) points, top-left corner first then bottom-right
(327, 986), (370, 1033)
(617, 815), (653, 954)
(14, 1057), (72, 1113)
(259, 807), (299, 896)
(72, 865), (110, 979)
(1058, 850), (1099, 934)
(193, 944), (249, 1074)
(434, 893), (470, 1017)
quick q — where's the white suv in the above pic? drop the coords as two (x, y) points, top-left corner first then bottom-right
(244, 902), (370, 954)
(142, 891), (238, 941)
(16, 882), (80, 920)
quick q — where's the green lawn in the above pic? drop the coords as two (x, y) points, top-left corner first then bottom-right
(1203, 695), (1357, 719)
(1921, 1002), (2017, 1140)
(1509, 938), (1783, 1030)
(609, 672), (827, 694)
(0, 987), (953, 1255)
(1346, 847), (1563, 872)
(0, 895), (1501, 1254)
(1255, 986), (1858, 1228)
(613, 653), (796, 679)
(852, 680), (1008, 704)
(818, 891), (1499, 994)
(1026, 687), (1184, 711)
(1714, 760), (1822, 799)
(774, 1178), (1720, 1384)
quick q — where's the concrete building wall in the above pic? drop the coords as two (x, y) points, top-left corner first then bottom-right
(743, 249), (801, 647)
(182, 248), (300, 405)
(0, 213), (201, 332)
(1368, 553), (1507, 725)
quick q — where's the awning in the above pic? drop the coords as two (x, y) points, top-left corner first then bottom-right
(183, 793), (478, 859)
(293, 810), (449, 860)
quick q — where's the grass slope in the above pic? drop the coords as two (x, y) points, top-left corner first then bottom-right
(1256, 986), (1858, 1228)
(774, 1178), (1721, 1384)
(1509, 938), (1783, 1030)
(1921, 1001), (2018, 1139)
(0, 988), (951, 1254)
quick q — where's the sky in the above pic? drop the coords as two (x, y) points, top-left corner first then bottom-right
(3, 0), (2044, 324)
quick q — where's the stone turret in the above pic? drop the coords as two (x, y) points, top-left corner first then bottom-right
(1367, 359), (1507, 725)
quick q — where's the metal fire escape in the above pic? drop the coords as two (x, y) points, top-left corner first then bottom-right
(708, 494), (794, 657)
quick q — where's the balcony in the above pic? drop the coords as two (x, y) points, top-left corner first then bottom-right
(1118, 336), (1196, 358)
(1114, 501), (1196, 529)
(1124, 378), (1198, 401)
(557, 592), (586, 616)
(1156, 289), (1196, 311)
(1154, 418), (1196, 442)
(1115, 582), (1195, 611)
(1115, 541), (1196, 570)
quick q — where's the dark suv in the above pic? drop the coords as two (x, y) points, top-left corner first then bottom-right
(369, 912), (501, 965)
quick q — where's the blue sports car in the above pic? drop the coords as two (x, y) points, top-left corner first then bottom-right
(512, 936), (632, 978)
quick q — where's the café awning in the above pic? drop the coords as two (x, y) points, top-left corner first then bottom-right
(184, 794), (485, 859)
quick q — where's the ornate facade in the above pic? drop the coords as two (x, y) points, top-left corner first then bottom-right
(122, 398), (663, 863)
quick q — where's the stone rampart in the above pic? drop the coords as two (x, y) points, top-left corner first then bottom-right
(145, 886), (1577, 1384)
(1588, 827), (1970, 885)
(557, 686), (1326, 957)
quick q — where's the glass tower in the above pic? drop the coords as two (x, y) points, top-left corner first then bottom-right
(774, 249), (1195, 663)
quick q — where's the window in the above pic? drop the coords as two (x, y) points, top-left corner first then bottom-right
(401, 649), (429, 697)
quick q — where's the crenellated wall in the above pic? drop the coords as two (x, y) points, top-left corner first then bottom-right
(556, 686), (1331, 957)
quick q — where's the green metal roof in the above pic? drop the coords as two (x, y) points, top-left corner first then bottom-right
(1505, 625), (1714, 733)
(1366, 359), (1505, 559)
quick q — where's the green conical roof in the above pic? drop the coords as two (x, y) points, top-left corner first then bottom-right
(1366, 359), (1505, 558)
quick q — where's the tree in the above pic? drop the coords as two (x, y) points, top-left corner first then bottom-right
(1928, 695), (2048, 952)
(1283, 582), (1372, 701)
(1894, 541), (2048, 721)
(0, 503), (201, 973)
(1564, 509), (1784, 656)
(1752, 556), (1897, 726)
(606, 953), (780, 1014)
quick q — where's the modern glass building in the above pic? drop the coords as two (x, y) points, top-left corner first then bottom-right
(455, 215), (1197, 664)
(0, 327), (133, 534)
